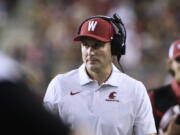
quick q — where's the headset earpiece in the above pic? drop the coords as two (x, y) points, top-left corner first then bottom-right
(111, 34), (122, 56)
(111, 13), (126, 56)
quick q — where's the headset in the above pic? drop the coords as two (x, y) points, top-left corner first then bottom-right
(77, 13), (127, 61)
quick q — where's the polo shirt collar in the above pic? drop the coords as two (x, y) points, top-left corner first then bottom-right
(78, 64), (121, 87)
(103, 64), (121, 87)
(79, 64), (94, 85)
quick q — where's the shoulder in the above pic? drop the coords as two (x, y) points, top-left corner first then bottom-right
(44, 68), (80, 104)
(120, 72), (145, 90)
(153, 84), (171, 92)
(148, 84), (171, 105)
(45, 68), (79, 95)
(113, 65), (142, 85)
(148, 84), (171, 96)
(122, 73), (142, 84)
(114, 65), (141, 85)
(115, 72), (147, 100)
(51, 68), (79, 84)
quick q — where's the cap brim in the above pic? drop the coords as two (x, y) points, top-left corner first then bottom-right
(73, 34), (111, 42)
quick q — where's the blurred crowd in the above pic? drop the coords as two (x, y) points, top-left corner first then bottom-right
(0, 0), (179, 98)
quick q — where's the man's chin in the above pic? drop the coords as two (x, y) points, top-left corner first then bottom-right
(86, 64), (99, 72)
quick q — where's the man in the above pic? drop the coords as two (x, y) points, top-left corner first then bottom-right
(148, 40), (180, 131)
(44, 14), (157, 135)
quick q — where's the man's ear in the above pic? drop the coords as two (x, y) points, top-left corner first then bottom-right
(167, 59), (173, 71)
(112, 56), (119, 66)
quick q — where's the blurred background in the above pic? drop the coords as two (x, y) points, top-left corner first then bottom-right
(0, 0), (179, 99)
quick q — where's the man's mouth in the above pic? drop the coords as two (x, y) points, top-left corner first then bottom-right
(87, 58), (99, 63)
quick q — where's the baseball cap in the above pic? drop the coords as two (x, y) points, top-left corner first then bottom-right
(169, 40), (180, 59)
(74, 18), (115, 42)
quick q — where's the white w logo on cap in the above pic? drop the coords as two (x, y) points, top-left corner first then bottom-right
(88, 21), (97, 31)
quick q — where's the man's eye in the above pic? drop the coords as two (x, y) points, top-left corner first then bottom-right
(96, 42), (104, 47)
(93, 44), (100, 49)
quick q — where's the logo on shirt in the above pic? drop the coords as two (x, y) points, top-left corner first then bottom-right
(105, 91), (119, 102)
(70, 91), (80, 96)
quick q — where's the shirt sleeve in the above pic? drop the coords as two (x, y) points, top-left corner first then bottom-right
(134, 82), (157, 135)
(43, 77), (59, 116)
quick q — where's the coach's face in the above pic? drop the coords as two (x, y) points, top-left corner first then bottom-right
(81, 37), (112, 73)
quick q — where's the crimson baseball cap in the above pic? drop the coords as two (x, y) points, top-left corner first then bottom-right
(169, 40), (180, 59)
(74, 18), (115, 42)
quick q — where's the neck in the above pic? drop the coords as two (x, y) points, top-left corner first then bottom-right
(86, 64), (112, 85)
